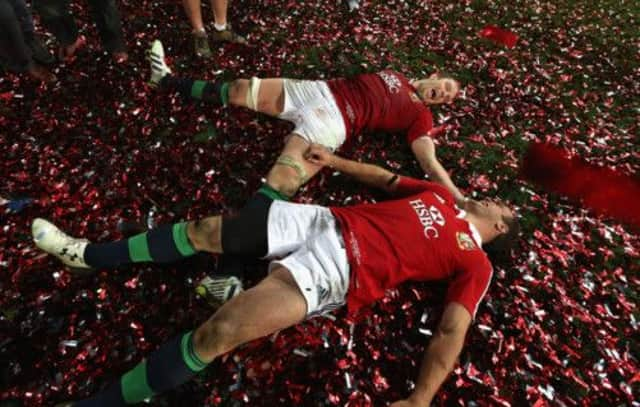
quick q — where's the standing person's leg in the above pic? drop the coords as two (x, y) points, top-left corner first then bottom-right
(8, 0), (34, 35)
(0, 1), (33, 72)
(182, 0), (212, 58)
(182, 0), (205, 32)
(86, 0), (127, 61)
(67, 266), (307, 406)
(210, 0), (227, 28)
(10, 0), (56, 65)
(0, 1), (55, 81)
(32, 0), (84, 61)
(209, 0), (245, 44)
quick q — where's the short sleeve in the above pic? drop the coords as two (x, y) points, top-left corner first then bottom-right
(445, 254), (493, 319)
(406, 109), (433, 144)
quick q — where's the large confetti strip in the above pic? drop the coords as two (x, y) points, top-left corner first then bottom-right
(522, 142), (640, 229)
(478, 25), (519, 49)
(1, 0), (638, 406)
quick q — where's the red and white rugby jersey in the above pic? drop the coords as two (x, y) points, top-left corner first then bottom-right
(327, 70), (434, 144)
(329, 177), (493, 318)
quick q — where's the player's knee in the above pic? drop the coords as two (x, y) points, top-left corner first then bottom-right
(256, 91), (272, 113)
(187, 217), (222, 252)
(228, 79), (247, 106)
(266, 165), (302, 198)
(193, 317), (238, 360)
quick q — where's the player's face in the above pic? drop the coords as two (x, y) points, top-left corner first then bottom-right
(472, 199), (513, 234)
(418, 77), (460, 105)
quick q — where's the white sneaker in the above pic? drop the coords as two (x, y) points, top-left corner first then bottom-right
(195, 275), (243, 306)
(32, 218), (90, 269)
(147, 39), (172, 88)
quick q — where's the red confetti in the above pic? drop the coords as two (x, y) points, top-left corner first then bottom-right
(521, 142), (640, 229)
(479, 25), (519, 48)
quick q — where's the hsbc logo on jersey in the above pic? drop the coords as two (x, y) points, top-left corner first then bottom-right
(377, 71), (401, 94)
(409, 199), (446, 238)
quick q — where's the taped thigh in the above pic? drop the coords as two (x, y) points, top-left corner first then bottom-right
(275, 154), (309, 185)
(246, 76), (262, 110)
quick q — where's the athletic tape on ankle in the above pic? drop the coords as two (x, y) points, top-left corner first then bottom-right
(275, 155), (309, 184)
(246, 77), (261, 110)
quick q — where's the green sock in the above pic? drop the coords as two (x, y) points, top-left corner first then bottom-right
(258, 183), (290, 201)
(190, 80), (229, 106)
(84, 222), (197, 268)
(119, 331), (207, 404)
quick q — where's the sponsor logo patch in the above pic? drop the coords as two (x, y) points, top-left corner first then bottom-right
(457, 232), (477, 250)
(377, 71), (402, 94)
(409, 199), (446, 238)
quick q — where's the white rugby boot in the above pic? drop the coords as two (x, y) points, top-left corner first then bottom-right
(195, 275), (243, 307)
(32, 218), (90, 269)
(147, 39), (172, 88)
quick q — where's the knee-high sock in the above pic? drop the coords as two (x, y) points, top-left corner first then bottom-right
(256, 183), (289, 202)
(159, 76), (229, 106)
(74, 331), (207, 406)
(83, 222), (196, 268)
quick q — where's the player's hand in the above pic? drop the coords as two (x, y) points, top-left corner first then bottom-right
(425, 125), (447, 138)
(304, 144), (335, 167)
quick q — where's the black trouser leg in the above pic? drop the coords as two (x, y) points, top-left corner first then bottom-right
(8, 0), (35, 37)
(87, 0), (125, 52)
(33, 0), (78, 46)
(0, 0), (32, 72)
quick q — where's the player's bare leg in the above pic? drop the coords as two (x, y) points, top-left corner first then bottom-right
(265, 134), (324, 198)
(193, 265), (307, 360)
(58, 266), (307, 405)
(227, 78), (285, 116)
(182, 0), (205, 31)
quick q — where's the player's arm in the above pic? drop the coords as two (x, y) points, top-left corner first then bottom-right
(304, 144), (400, 193)
(392, 302), (471, 407)
(410, 136), (466, 206)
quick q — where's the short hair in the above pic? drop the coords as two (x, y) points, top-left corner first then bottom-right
(431, 71), (459, 86)
(483, 213), (520, 265)
(432, 71), (456, 81)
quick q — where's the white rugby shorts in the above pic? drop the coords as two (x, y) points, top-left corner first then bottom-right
(278, 79), (347, 152)
(266, 201), (350, 318)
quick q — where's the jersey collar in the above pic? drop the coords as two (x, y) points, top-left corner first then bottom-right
(468, 222), (483, 248)
(457, 210), (483, 247)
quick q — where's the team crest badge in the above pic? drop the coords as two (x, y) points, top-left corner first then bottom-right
(457, 232), (476, 250)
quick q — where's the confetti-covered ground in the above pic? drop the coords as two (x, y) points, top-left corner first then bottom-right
(1, 0), (639, 405)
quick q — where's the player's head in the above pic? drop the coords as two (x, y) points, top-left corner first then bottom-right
(468, 198), (520, 255)
(413, 72), (460, 105)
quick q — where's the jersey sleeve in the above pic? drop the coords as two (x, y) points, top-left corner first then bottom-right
(445, 254), (493, 319)
(406, 109), (433, 144)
